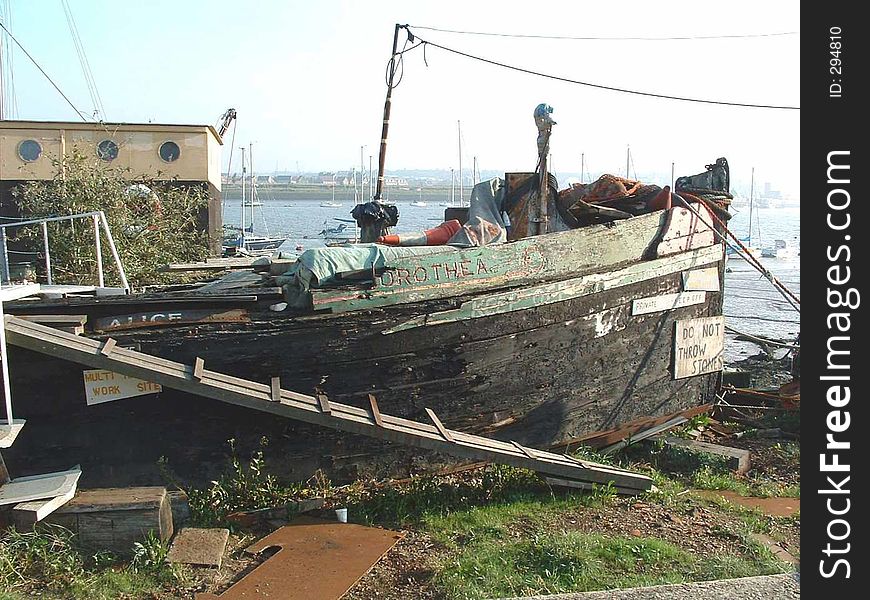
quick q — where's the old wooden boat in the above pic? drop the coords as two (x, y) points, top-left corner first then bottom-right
(4, 157), (731, 488)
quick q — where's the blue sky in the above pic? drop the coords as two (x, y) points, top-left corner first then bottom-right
(3, 0), (800, 196)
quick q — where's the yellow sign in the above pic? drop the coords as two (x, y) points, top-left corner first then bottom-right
(83, 369), (162, 406)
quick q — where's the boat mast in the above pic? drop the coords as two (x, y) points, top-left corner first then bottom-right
(374, 23), (407, 201)
(458, 120), (463, 206)
(625, 145), (630, 178)
(749, 166), (755, 247)
(239, 146), (246, 246)
(451, 168), (455, 206)
(580, 153), (585, 183)
(360, 145), (365, 202)
(249, 143), (255, 236)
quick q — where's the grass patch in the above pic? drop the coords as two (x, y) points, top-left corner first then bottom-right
(0, 525), (180, 600)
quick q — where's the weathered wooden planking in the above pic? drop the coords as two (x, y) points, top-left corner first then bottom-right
(47, 486), (173, 555)
(656, 205), (717, 257)
(5, 316), (654, 492)
(385, 244), (721, 333)
(673, 316), (725, 379)
(661, 437), (751, 474)
(93, 308), (250, 332)
(631, 291), (706, 316)
(312, 209), (676, 313)
(4, 245), (722, 487)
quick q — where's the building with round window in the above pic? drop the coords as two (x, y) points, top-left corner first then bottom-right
(0, 120), (225, 254)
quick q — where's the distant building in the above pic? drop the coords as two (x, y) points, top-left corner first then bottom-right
(0, 120), (224, 254)
(384, 176), (408, 187)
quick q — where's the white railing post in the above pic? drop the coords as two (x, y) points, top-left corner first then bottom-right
(93, 214), (104, 288)
(41, 221), (53, 285)
(99, 212), (129, 292)
(0, 228), (9, 285)
(1, 300), (12, 426)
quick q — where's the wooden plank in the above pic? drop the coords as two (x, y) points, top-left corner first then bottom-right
(193, 357), (205, 380)
(511, 441), (536, 460)
(674, 316), (725, 379)
(368, 394), (384, 427)
(18, 314), (87, 325)
(631, 291), (706, 316)
(4, 316), (655, 492)
(384, 244), (722, 333)
(99, 338), (117, 356)
(313, 209), (680, 313)
(316, 393), (331, 414)
(425, 408), (454, 443)
(656, 205), (718, 257)
(600, 416), (689, 455)
(544, 477), (650, 496)
(163, 257), (258, 271)
(92, 308), (250, 333)
(270, 377), (282, 402)
(0, 283), (40, 302)
(661, 437), (751, 474)
(12, 483), (77, 526)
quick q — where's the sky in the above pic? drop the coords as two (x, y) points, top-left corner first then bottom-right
(2, 0), (800, 197)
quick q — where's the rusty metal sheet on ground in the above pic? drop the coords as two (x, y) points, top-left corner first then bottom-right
(167, 528), (230, 568)
(197, 516), (403, 600)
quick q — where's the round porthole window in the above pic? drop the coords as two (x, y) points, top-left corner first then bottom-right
(17, 139), (43, 162)
(97, 139), (119, 161)
(158, 141), (181, 162)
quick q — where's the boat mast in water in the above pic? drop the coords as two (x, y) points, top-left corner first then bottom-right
(749, 166), (755, 247)
(239, 146), (246, 247)
(458, 120), (463, 206)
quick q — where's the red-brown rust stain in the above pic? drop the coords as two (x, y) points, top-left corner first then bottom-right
(693, 489), (800, 518)
(197, 516), (403, 600)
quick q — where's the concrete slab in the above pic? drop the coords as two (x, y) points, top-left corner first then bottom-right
(168, 528), (230, 568)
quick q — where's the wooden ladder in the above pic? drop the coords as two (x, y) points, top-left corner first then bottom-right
(4, 315), (653, 494)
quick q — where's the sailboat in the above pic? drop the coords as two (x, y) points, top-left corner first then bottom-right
(726, 167), (762, 260)
(223, 145), (286, 255)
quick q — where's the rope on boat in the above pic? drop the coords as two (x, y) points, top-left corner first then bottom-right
(674, 192), (800, 312)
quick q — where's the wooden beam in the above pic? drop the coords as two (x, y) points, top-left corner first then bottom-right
(99, 338), (116, 356)
(316, 392), (332, 414)
(270, 377), (282, 402)
(4, 316), (654, 492)
(425, 408), (454, 443)
(368, 394), (384, 427)
(193, 357), (205, 380)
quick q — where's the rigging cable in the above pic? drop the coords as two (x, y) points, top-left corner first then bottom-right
(61, 0), (106, 120)
(408, 25), (799, 42)
(405, 29), (799, 110)
(0, 19), (89, 121)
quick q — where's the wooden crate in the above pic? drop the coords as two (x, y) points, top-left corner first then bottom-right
(46, 487), (173, 555)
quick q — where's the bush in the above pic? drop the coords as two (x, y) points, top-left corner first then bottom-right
(11, 150), (210, 288)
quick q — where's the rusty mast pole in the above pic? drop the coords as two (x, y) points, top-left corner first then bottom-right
(374, 24), (406, 201)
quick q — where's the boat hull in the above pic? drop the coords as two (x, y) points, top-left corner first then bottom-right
(6, 209), (725, 487)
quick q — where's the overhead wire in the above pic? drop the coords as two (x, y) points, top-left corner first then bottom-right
(404, 28), (799, 110)
(408, 25), (800, 42)
(0, 19), (89, 121)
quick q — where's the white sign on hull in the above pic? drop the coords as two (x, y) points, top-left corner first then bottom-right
(632, 291), (706, 316)
(682, 267), (721, 292)
(673, 316), (725, 379)
(83, 369), (162, 405)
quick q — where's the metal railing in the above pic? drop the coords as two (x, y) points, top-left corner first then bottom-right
(0, 211), (129, 291)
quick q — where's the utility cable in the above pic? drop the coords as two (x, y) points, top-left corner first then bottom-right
(409, 25), (799, 42)
(406, 30), (799, 110)
(0, 19), (88, 121)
